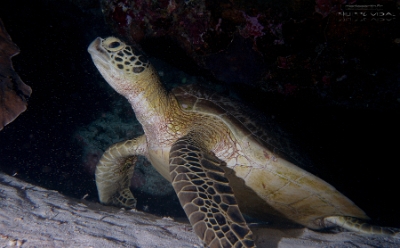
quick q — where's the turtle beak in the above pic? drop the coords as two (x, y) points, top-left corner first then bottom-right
(88, 37), (112, 77)
(88, 37), (128, 95)
(88, 37), (108, 64)
(87, 37), (102, 54)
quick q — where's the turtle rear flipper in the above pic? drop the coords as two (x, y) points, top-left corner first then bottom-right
(324, 216), (399, 236)
(95, 135), (147, 209)
(169, 133), (255, 248)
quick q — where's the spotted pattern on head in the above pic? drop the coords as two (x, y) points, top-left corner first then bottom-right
(101, 37), (150, 74)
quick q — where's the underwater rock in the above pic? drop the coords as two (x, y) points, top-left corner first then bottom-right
(0, 172), (199, 247)
(99, 0), (271, 84)
(98, 0), (400, 110)
(0, 19), (31, 131)
(1, 172), (399, 247)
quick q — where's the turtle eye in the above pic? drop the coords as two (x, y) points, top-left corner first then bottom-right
(109, 41), (121, 49)
(103, 37), (126, 52)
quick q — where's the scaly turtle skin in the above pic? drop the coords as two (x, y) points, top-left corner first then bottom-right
(88, 37), (397, 248)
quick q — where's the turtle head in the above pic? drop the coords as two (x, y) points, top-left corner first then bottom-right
(88, 37), (153, 97)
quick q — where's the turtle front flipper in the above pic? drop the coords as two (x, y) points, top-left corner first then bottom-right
(169, 134), (255, 248)
(324, 216), (400, 236)
(95, 135), (147, 209)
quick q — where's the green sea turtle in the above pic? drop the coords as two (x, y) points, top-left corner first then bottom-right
(88, 37), (397, 247)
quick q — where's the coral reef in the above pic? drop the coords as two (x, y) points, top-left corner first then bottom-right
(99, 0), (399, 110)
(99, 0), (272, 84)
(239, 12), (265, 42)
(0, 19), (32, 130)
